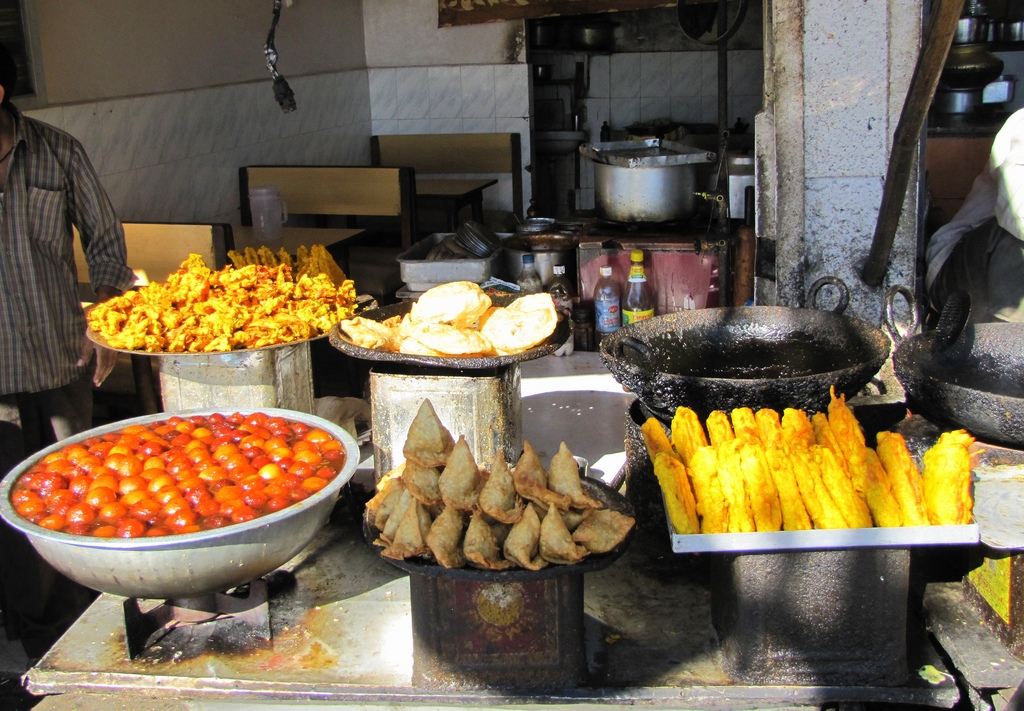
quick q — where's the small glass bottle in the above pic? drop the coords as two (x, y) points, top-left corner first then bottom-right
(517, 254), (543, 294)
(622, 249), (655, 325)
(594, 265), (621, 342)
(572, 304), (595, 352)
(547, 264), (575, 318)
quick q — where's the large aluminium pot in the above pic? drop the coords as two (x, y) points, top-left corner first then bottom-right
(580, 139), (716, 223)
(598, 283), (890, 420)
(893, 322), (1024, 447)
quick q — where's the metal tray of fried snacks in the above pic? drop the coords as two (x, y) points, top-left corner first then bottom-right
(662, 492), (979, 554)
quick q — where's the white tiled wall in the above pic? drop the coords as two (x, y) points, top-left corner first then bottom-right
(23, 70), (373, 226)
(537, 49), (764, 215)
(368, 64), (533, 219)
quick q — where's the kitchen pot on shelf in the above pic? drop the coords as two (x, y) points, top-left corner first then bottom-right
(580, 139), (716, 223)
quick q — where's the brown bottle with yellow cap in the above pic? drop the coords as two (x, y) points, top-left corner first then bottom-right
(622, 249), (655, 325)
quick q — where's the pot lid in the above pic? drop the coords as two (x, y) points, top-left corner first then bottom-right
(580, 139), (716, 168)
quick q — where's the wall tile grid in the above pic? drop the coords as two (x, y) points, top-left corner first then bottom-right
(24, 70), (373, 226)
(536, 49), (763, 213)
(368, 64), (533, 218)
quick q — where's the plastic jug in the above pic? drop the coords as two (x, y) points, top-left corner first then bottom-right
(249, 185), (288, 244)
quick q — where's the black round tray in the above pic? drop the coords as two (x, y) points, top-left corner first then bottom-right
(367, 478), (635, 582)
(329, 295), (571, 370)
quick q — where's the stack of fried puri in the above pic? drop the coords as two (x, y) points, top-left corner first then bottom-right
(366, 399), (635, 570)
(339, 281), (558, 357)
(644, 386), (976, 535)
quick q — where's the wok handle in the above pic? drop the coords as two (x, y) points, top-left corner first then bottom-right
(615, 336), (654, 365)
(883, 285), (920, 343)
(807, 276), (850, 314)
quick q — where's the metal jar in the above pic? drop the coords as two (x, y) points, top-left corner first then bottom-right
(580, 139), (716, 223)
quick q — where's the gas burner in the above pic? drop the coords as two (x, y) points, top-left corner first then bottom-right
(121, 573), (293, 660)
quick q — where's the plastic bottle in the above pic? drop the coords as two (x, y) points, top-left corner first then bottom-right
(594, 265), (621, 342)
(517, 254), (543, 294)
(622, 249), (655, 325)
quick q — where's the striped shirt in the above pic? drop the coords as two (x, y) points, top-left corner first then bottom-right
(0, 107), (136, 394)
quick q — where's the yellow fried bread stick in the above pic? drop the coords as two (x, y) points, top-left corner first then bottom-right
(789, 445), (848, 529)
(875, 431), (929, 527)
(687, 446), (729, 533)
(813, 445), (873, 528)
(641, 417), (679, 464)
(706, 410), (736, 448)
(653, 453), (700, 535)
(738, 442), (783, 532)
(761, 443), (813, 531)
(716, 439), (756, 533)
(921, 429), (975, 526)
(755, 408), (784, 448)
(670, 406), (708, 466)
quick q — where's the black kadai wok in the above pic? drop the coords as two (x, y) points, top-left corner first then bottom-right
(599, 304), (891, 421)
(893, 322), (1024, 448)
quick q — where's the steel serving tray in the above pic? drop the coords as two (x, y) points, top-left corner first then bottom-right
(398, 232), (509, 291)
(329, 295), (571, 370)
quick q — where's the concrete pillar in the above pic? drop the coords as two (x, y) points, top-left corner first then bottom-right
(756, 0), (923, 324)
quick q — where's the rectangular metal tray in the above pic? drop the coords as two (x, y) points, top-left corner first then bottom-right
(397, 232), (508, 291)
(663, 492), (980, 554)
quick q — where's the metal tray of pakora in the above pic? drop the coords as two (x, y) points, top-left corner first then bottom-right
(329, 295), (571, 370)
(85, 326), (329, 357)
(367, 478), (635, 582)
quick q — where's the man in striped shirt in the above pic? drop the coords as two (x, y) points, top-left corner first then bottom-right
(0, 43), (136, 659)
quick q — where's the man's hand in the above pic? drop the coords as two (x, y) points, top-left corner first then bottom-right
(82, 285), (123, 386)
(77, 332), (116, 386)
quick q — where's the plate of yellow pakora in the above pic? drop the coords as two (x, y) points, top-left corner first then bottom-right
(86, 251), (358, 355)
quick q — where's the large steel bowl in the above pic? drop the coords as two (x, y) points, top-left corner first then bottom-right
(0, 408), (359, 600)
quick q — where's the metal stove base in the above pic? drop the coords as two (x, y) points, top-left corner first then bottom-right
(26, 519), (961, 710)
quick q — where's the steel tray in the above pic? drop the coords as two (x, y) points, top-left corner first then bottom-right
(397, 232), (509, 291)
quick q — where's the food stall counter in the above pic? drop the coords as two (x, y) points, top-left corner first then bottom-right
(24, 354), (960, 710)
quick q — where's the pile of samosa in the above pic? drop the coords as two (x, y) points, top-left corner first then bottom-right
(367, 400), (635, 570)
(644, 386), (975, 535)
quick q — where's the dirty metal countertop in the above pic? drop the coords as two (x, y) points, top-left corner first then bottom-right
(27, 353), (960, 710)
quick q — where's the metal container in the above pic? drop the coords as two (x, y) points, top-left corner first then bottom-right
(0, 408), (360, 600)
(983, 75), (1016, 104)
(529, 21), (558, 48)
(954, 15), (989, 44)
(156, 340), (314, 414)
(727, 153), (755, 219)
(397, 231), (508, 292)
(995, 19), (1024, 42)
(580, 139), (716, 223)
(567, 20), (616, 51)
(369, 364), (522, 482)
(934, 87), (984, 114)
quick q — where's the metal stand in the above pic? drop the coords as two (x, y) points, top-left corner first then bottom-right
(122, 580), (270, 660)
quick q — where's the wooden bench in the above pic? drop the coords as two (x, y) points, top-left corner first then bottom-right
(74, 222), (233, 416)
(239, 165), (418, 250)
(371, 133), (523, 227)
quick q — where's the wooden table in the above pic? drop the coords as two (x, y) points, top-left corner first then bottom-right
(415, 177), (498, 231)
(232, 226), (364, 254)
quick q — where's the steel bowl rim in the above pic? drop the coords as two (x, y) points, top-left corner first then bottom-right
(0, 407), (359, 552)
